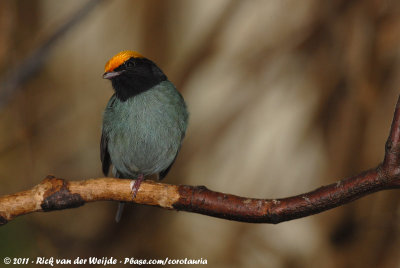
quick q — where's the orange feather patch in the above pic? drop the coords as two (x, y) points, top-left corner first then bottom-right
(104, 50), (143, 73)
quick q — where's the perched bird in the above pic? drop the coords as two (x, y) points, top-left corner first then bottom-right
(101, 50), (189, 221)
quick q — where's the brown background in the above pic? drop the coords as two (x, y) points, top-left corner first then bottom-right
(0, 0), (399, 267)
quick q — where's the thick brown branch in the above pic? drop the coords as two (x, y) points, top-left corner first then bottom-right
(1, 95), (400, 225)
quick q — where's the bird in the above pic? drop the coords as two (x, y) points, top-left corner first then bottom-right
(101, 50), (189, 222)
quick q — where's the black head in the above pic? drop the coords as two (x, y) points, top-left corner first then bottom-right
(103, 56), (167, 101)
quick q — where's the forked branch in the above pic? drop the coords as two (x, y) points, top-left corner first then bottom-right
(1, 96), (400, 225)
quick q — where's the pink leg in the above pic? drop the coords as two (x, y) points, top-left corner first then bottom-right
(130, 174), (144, 199)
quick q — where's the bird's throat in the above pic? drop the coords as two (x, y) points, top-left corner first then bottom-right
(112, 75), (166, 101)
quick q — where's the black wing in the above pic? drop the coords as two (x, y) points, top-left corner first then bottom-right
(100, 131), (111, 176)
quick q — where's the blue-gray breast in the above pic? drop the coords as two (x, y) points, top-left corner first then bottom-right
(101, 51), (188, 220)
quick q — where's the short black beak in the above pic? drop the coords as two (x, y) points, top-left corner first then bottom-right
(103, 71), (124, 79)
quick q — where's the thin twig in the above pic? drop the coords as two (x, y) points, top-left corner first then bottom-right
(0, 0), (103, 109)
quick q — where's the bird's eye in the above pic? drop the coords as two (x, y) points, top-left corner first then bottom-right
(125, 61), (134, 68)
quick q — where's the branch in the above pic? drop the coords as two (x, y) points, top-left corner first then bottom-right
(1, 97), (400, 226)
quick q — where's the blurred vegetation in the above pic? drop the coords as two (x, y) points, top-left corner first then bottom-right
(0, 0), (399, 267)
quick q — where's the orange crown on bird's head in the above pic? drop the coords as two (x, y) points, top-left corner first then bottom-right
(104, 50), (143, 73)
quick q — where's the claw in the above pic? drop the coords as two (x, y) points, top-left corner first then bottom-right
(130, 174), (144, 199)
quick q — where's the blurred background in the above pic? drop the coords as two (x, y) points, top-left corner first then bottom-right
(0, 0), (400, 267)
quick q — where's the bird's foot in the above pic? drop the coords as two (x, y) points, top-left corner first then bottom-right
(130, 174), (144, 199)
